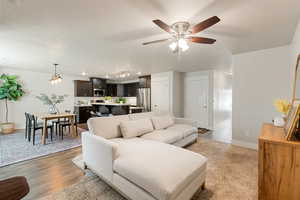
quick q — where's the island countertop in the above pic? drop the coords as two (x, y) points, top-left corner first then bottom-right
(91, 103), (133, 106)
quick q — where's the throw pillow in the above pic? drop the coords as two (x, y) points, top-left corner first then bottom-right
(120, 118), (154, 138)
(151, 115), (175, 130)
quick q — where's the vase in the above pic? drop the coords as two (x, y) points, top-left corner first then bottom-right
(282, 114), (287, 122)
(48, 105), (59, 114)
(273, 116), (285, 127)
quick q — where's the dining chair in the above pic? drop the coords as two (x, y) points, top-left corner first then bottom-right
(28, 114), (54, 145)
(24, 112), (30, 140)
(90, 111), (102, 117)
(99, 106), (110, 116)
(58, 112), (79, 140)
(52, 110), (71, 135)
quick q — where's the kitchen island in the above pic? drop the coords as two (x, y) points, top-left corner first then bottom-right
(74, 102), (143, 123)
(91, 103), (132, 106)
(91, 102), (132, 115)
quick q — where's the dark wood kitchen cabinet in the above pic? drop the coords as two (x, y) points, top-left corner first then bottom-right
(124, 83), (138, 97)
(90, 77), (107, 89)
(74, 106), (94, 123)
(74, 80), (93, 97)
(107, 84), (117, 97)
(139, 75), (151, 88)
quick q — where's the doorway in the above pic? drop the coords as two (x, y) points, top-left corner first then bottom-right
(183, 72), (211, 129)
(151, 77), (170, 113)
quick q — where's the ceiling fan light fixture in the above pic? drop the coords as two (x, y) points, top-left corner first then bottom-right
(169, 39), (189, 52)
(178, 38), (186, 47)
(169, 42), (177, 51)
(144, 16), (220, 51)
(178, 39), (189, 52)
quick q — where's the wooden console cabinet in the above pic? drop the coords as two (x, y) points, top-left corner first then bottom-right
(259, 123), (300, 200)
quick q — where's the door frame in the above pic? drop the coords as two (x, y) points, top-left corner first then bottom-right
(183, 71), (214, 129)
(151, 75), (171, 113)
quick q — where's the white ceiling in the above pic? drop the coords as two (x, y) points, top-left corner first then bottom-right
(0, 0), (299, 77)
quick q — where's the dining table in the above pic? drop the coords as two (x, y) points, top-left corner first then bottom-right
(34, 113), (77, 145)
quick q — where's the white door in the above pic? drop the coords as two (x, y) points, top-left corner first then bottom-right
(184, 76), (209, 128)
(151, 78), (170, 113)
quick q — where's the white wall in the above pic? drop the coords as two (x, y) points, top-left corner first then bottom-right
(232, 45), (292, 147)
(213, 70), (233, 142)
(0, 67), (87, 129)
(172, 71), (183, 118)
(213, 71), (232, 123)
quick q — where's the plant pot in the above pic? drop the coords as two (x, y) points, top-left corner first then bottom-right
(1, 122), (15, 134)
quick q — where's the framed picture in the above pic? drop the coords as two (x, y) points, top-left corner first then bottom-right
(291, 54), (300, 102)
(284, 103), (300, 140)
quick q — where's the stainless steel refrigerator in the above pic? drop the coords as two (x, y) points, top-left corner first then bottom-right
(137, 88), (151, 112)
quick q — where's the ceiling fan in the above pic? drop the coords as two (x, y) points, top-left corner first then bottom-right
(143, 16), (220, 53)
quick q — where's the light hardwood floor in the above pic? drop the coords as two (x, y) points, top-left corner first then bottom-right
(0, 147), (84, 200)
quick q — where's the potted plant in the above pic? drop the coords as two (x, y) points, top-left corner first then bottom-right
(36, 93), (68, 114)
(0, 74), (25, 134)
(116, 97), (126, 104)
(274, 99), (290, 117)
(104, 96), (112, 103)
(273, 99), (291, 126)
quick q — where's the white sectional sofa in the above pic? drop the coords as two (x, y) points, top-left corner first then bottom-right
(82, 112), (207, 200)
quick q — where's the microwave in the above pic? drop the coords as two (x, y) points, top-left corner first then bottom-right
(94, 89), (105, 97)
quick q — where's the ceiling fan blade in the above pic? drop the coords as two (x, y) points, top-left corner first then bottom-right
(191, 16), (220, 34)
(188, 37), (216, 44)
(142, 38), (170, 45)
(152, 19), (174, 33)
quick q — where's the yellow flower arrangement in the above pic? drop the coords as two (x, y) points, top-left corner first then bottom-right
(274, 99), (291, 115)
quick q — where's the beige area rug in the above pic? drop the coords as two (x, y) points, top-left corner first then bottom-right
(40, 138), (258, 200)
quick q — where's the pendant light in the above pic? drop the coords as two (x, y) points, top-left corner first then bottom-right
(50, 63), (62, 84)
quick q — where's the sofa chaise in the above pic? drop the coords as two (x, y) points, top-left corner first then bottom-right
(82, 112), (207, 200)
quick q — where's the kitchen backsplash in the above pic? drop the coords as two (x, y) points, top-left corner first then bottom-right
(74, 96), (137, 106)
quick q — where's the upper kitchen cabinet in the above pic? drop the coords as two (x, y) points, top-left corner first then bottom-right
(124, 82), (139, 97)
(74, 80), (93, 97)
(106, 84), (117, 97)
(90, 77), (107, 89)
(117, 84), (124, 97)
(90, 77), (107, 97)
(139, 75), (151, 88)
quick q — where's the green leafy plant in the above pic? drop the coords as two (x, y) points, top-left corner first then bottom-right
(116, 97), (126, 103)
(104, 96), (112, 101)
(0, 74), (25, 123)
(36, 93), (68, 113)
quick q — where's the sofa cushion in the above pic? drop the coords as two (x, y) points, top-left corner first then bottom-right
(113, 139), (207, 200)
(87, 115), (129, 139)
(167, 124), (197, 138)
(151, 115), (175, 130)
(120, 118), (154, 138)
(141, 129), (183, 144)
(128, 112), (155, 120)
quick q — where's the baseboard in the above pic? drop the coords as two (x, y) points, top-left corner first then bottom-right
(231, 139), (258, 150)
